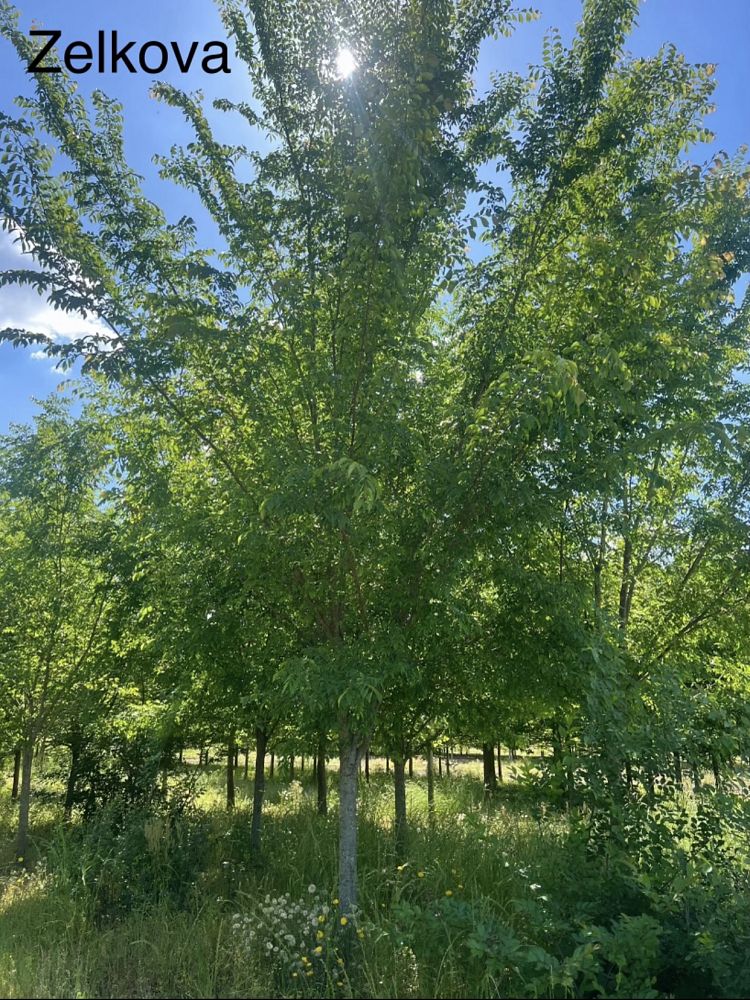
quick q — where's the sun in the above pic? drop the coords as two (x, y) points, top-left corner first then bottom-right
(335, 47), (357, 79)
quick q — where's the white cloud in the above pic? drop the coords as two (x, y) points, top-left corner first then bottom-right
(0, 229), (104, 360)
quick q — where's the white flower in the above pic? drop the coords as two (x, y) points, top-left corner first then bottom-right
(308, 884), (316, 894)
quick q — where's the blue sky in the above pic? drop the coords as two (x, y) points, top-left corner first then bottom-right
(0, 0), (748, 433)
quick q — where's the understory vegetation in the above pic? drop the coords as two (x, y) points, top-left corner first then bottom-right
(2, 755), (749, 999)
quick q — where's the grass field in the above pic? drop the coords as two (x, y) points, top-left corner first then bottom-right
(1, 755), (748, 998)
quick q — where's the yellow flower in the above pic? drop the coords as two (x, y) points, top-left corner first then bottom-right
(317, 929), (325, 940)
(16, 856), (23, 863)
(417, 870), (425, 878)
(337, 982), (343, 988)
(314, 945), (323, 955)
(445, 889), (453, 897)
(332, 898), (339, 905)
(292, 972), (298, 979)
(306, 970), (314, 977)
(357, 929), (365, 940)
(458, 884), (464, 890)
(396, 863), (407, 872)
(337, 958), (345, 966)
(340, 916), (349, 926)
(318, 914), (326, 923)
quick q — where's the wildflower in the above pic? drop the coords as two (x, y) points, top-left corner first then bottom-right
(314, 945), (323, 955)
(332, 897), (340, 905)
(16, 857), (23, 864)
(458, 884), (464, 890)
(306, 970), (314, 977)
(417, 870), (425, 878)
(530, 883), (541, 891)
(337, 981), (343, 987)
(445, 889), (453, 897)
(396, 863), (407, 872)
(357, 929), (365, 940)
(317, 929), (325, 940)
(318, 914), (326, 923)
(337, 958), (345, 966)
(340, 916), (349, 926)
(308, 884), (317, 894)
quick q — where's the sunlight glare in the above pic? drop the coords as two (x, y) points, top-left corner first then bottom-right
(336, 47), (357, 79)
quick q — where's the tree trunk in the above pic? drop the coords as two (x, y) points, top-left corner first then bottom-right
(426, 744), (435, 824)
(438, 753), (442, 778)
(250, 729), (267, 856)
(674, 752), (683, 788)
(317, 740), (328, 816)
(482, 742), (497, 796)
(408, 756), (413, 779)
(244, 747), (249, 780)
(226, 739), (236, 810)
(16, 737), (34, 862)
(64, 733), (82, 822)
(269, 752), (275, 778)
(289, 755), (295, 782)
(393, 755), (407, 858)
(364, 749), (370, 782)
(337, 728), (360, 915)
(11, 746), (21, 800)
(496, 743), (503, 784)
(711, 752), (722, 791)
(445, 749), (451, 776)
(385, 755), (390, 774)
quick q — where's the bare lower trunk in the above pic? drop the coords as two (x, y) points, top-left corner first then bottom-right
(64, 734), (82, 822)
(11, 746), (21, 800)
(393, 755), (407, 858)
(226, 739), (236, 810)
(338, 729), (360, 915)
(250, 729), (267, 856)
(317, 740), (328, 816)
(497, 743), (503, 783)
(408, 756), (413, 779)
(712, 752), (722, 791)
(269, 752), (275, 778)
(364, 749), (370, 782)
(244, 747), (249, 780)
(426, 744), (435, 824)
(16, 738), (34, 862)
(482, 742), (497, 796)
(674, 752), (683, 788)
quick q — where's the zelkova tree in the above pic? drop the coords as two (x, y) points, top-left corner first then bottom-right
(0, 0), (534, 909)
(0, 401), (116, 860)
(2, 0), (742, 908)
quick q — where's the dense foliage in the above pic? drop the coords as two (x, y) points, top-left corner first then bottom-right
(0, 1), (749, 996)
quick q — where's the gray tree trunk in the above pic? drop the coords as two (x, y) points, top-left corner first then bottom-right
(426, 744), (435, 824)
(317, 739), (328, 815)
(16, 737), (34, 862)
(337, 730), (360, 915)
(226, 739), (236, 810)
(250, 729), (267, 856)
(394, 755), (407, 858)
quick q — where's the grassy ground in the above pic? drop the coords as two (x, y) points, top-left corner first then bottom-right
(0, 756), (747, 998)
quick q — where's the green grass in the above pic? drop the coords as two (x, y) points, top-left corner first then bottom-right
(1, 758), (748, 998)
